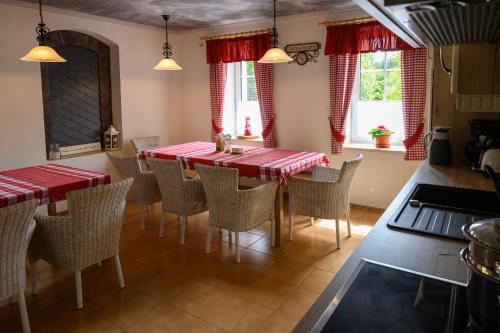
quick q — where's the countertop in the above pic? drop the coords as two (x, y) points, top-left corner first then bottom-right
(292, 161), (496, 333)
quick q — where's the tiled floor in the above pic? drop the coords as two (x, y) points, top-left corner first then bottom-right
(0, 201), (382, 333)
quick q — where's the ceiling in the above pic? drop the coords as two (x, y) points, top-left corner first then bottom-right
(22, 0), (355, 30)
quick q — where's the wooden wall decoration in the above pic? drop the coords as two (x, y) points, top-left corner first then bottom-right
(40, 30), (112, 157)
(285, 42), (321, 65)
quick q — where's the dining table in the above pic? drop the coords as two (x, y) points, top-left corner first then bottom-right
(139, 141), (330, 246)
(0, 163), (111, 214)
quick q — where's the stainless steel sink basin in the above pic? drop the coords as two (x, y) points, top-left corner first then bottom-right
(388, 184), (500, 241)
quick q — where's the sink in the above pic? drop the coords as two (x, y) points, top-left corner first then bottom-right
(388, 184), (500, 241)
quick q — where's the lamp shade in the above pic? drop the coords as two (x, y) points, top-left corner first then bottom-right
(258, 47), (292, 64)
(20, 45), (66, 62)
(153, 58), (183, 70)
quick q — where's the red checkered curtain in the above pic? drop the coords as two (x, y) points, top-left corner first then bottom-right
(324, 21), (416, 155)
(254, 62), (277, 148)
(328, 54), (358, 154)
(401, 48), (427, 160)
(209, 63), (227, 142)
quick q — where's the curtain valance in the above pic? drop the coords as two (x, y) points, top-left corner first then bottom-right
(324, 21), (412, 56)
(206, 33), (271, 64)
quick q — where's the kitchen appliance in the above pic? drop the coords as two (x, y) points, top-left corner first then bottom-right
(480, 149), (500, 174)
(388, 184), (500, 241)
(424, 127), (452, 166)
(352, 0), (500, 47)
(465, 119), (500, 171)
(461, 218), (500, 332)
(312, 259), (469, 333)
(484, 165), (500, 201)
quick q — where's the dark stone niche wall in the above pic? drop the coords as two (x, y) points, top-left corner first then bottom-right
(41, 30), (112, 157)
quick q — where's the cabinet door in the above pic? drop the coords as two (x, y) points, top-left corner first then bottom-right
(458, 43), (497, 95)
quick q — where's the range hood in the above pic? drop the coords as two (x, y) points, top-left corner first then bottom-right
(352, 0), (500, 46)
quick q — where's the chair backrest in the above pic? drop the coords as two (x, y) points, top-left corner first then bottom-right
(131, 136), (160, 154)
(107, 152), (142, 179)
(0, 199), (39, 298)
(195, 164), (238, 207)
(147, 158), (186, 206)
(338, 154), (363, 188)
(66, 178), (133, 268)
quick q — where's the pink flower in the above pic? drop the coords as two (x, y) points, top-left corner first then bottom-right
(377, 125), (388, 131)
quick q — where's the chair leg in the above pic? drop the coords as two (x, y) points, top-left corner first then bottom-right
(335, 217), (341, 249)
(288, 212), (294, 241)
(159, 210), (165, 238)
(310, 217), (314, 226)
(205, 226), (212, 254)
(235, 232), (240, 263)
(180, 216), (187, 245)
(30, 262), (37, 295)
(18, 291), (31, 333)
(139, 205), (145, 230)
(114, 254), (125, 288)
(346, 209), (352, 237)
(228, 231), (232, 244)
(75, 271), (83, 309)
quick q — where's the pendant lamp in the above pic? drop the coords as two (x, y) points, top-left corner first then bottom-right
(154, 15), (182, 71)
(20, 0), (66, 62)
(258, 0), (292, 64)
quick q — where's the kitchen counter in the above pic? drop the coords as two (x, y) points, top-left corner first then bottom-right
(293, 161), (495, 333)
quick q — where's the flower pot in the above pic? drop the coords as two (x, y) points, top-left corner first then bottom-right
(375, 135), (391, 148)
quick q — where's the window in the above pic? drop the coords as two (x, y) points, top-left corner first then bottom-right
(223, 61), (262, 138)
(349, 51), (404, 145)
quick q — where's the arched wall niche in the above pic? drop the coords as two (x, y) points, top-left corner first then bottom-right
(41, 30), (121, 157)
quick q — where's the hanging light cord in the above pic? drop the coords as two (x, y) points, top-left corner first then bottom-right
(36, 0), (50, 45)
(162, 15), (173, 59)
(271, 0), (278, 48)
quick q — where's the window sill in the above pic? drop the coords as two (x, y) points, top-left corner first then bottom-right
(343, 142), (405, 153)
(232, 137), (264, 146)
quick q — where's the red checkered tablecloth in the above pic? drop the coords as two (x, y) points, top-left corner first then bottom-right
(0, 164), (111, 208)
(140, 141), (329, 185)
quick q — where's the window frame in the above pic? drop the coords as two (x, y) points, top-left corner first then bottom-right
(223, 61), (262, 138)
(349, 51), (404, 146)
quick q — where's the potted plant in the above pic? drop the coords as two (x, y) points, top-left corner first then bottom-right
(368, 125), (394, 148)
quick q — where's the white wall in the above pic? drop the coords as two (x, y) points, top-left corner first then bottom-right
(0, 1), (182, 178)
(178, 7), (423, 208)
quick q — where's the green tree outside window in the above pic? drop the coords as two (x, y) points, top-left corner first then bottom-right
(360, 51), (401, 101)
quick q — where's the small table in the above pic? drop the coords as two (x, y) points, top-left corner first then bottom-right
(0, 164), (111, 214)
(140, 141), (329, 246)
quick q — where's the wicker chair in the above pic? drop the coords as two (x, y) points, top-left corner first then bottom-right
(131, 136), (160, 172)
(147, 158), (208, 242)
(30, 178), (132, 309)
(0, 199), (39, 333)
(287, 154), (363, 248)
(195, 164), (278, 263)
(131, 136), (160, 153)
(107, 152), (161, 230)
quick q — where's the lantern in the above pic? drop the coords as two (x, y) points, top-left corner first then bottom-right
(104, 125), (120, 151)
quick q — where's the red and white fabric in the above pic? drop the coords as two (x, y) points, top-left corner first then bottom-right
(401, 48), (428, 160)
(328, 54), (358, 154)
(209, 63), (227, 142)
(324, 21), (412, 56)
(0, 164), (110, 208)
(140, 141), (329, 186)
(205, 34), (270, 64)
(0, 175), (49, 207)
(254, 62), (277, 148)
